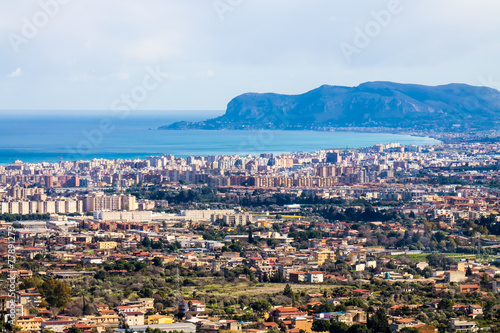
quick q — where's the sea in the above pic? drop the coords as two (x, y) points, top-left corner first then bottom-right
(0, 111), (441, 164)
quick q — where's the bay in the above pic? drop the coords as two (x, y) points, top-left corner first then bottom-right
(0, 112), (440, 164)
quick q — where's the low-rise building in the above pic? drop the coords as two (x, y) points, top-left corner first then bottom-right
(120, 312), (145, 327)
(450, 318), (478, 332)
(147, 314), (174, 325)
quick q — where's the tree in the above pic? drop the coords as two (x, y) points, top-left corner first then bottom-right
(271, 269), (286, 283)
(466, 266), (473, 277)
(367, 308), (391, 333)
(139, 288), (154, 298)
(481, 273), (491, 286)
(39, 279), (72, 308)
(438, 297), (452, 310)
(399, 328), (419, 333)
(19, 277), (43, 290)
(267, 239), (279, 248)
(95, 270), (107, 280)
(153, 257), (163, 267)
(250, 300), (272, 317)
(154, 303), (164, 312)
(329, 322), (348, 333)
(283, 284), (294, 298)
(67, 326), (82, 333)
(347, 324), (370, 333)
(312, 319), (331, 332)
(318, 303), (336, 313)
(142, 236), (151, 248)
(248, 226), (254, 244)
(345, 297), (366, 309)
(426, 253), (454, 270)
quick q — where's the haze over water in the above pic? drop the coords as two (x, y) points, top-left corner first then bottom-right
(0, 112), (440, 164)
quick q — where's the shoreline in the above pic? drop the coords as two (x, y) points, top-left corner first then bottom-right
(0, 129), (440, 165)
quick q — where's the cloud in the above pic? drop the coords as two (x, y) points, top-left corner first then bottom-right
(7, 67), (21, 78)
(0, 1), (500, 110)
(117, 72), (130, 81)
(201, 70), (216, 77)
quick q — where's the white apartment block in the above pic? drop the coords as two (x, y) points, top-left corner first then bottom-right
(181, 209), (234, 221)
(0, 199), (83, 215)
(93, 210), (152, 222)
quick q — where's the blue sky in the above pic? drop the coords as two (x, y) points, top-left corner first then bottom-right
(1, 0), (500, 113)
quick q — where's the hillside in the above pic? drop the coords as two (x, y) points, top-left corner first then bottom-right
(160, 82), (500, 132)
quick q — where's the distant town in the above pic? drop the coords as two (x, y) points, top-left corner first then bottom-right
(2, 141), (500, 333)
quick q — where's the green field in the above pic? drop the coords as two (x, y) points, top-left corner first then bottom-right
(389, 252), (477, 262)
(183, 281), (342, 298)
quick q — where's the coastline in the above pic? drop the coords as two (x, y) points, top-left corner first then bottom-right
(159, 125), (496, 145)
(0, 129), (440, 165)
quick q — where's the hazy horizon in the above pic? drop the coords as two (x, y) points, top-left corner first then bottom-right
(0, 110), (225, 117)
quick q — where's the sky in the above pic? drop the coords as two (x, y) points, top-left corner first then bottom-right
(1, 0), (500, 114)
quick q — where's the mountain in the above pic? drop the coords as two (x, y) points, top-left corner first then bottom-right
(160, 82), (500, 132)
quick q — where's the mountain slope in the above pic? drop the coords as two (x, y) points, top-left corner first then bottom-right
(160, 82), (500, 131)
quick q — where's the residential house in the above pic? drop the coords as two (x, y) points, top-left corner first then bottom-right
(444, 271), (466, 283)
(40, 320), (77, 333)
(270, 307), (307, 321)
(352, 289), (373, 297)
(120, 312), (145, 327)
(390, 318), (424, 332)
(147, 314), (174, 325)
(15, 316), (44, 331)
(313, 250), (336, 265)
(16, 288), (42, 309)
(19, 247), (44, 259)
(413, 324), (438, 333)
(305, 271), (324, 283)
(459, 284), (480, 293)
(289, 271), (306, 283)
(450, 318), (478, 332)
(178, 300), (207, 319)
(292, 317), (313, 332)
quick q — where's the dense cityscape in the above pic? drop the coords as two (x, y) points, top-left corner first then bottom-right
(3, 1), (500, 333)
(2, 141), (500, 333)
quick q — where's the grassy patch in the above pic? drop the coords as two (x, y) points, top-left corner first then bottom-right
(190, 282), (341, 297)
(389, 253), (477, 262)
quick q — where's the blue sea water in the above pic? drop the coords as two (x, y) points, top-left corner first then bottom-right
(0, 112), (441, 164)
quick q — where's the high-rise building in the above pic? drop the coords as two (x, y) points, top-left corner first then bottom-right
(326, 151), (341, 164)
